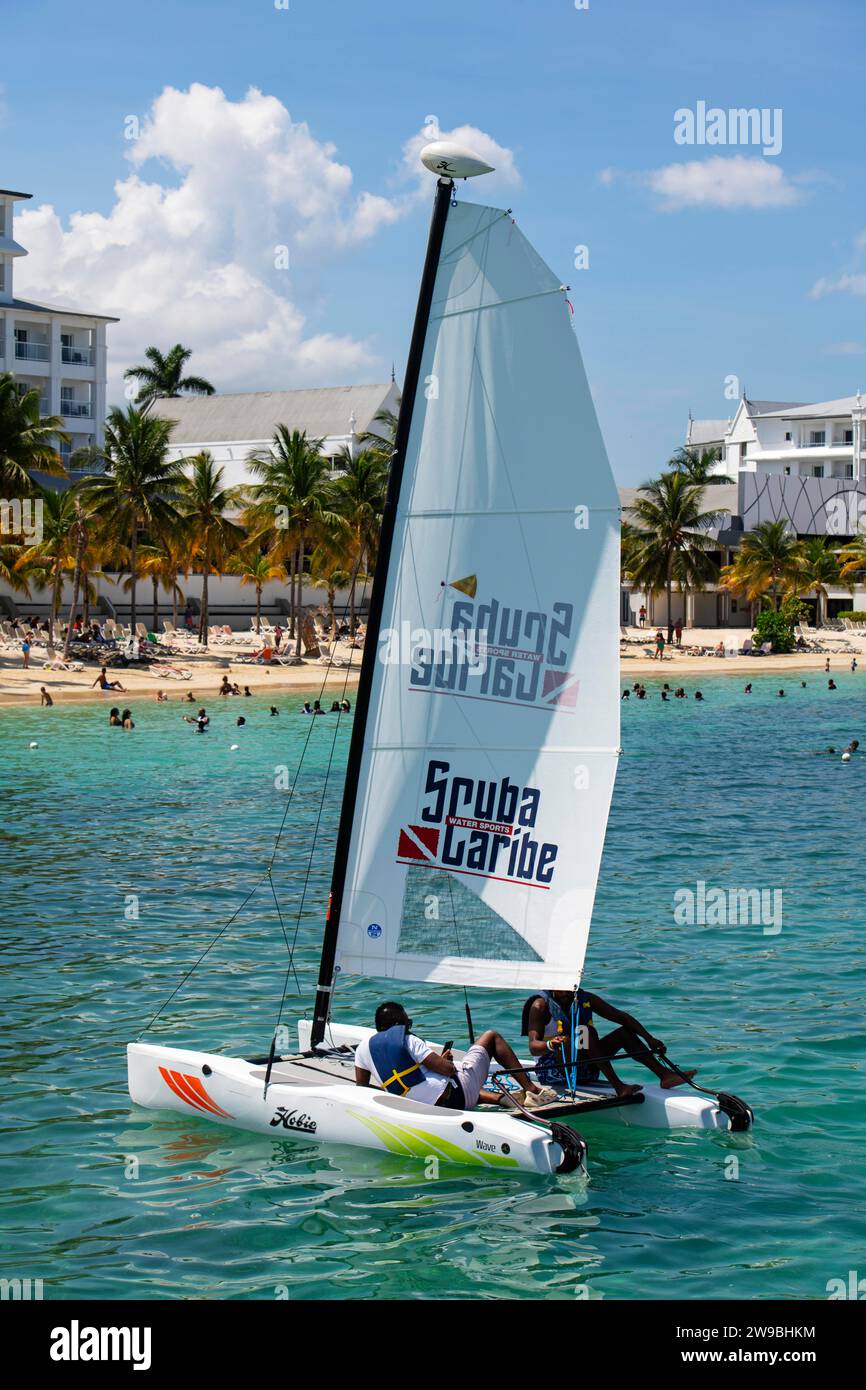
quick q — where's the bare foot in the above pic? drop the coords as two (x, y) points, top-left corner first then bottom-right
(614, 1082), (643, 1098)
(659, 1069), (697, 1089)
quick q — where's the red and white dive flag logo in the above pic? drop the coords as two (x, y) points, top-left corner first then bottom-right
(395, 760), (558, 889)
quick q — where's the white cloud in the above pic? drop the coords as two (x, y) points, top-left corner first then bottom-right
(13, 86), (516, 403)
(810, 273), (866, 299)
(824, 341), (866, 355)
(644, 156), (804, 210)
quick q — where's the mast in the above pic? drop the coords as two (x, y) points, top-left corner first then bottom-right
(310, 175), (453, 1046)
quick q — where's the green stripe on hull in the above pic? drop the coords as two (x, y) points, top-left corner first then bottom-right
(348, 1108), (520, 1169)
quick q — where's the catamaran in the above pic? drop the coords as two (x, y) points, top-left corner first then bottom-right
(128, 141), (752, 1176)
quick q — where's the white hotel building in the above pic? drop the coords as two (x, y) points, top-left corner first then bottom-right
(0, 186), (117, 468)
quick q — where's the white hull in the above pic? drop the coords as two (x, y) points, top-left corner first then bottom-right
(128, 1020), (746, 1180)
(127, 1042), (570, 1176)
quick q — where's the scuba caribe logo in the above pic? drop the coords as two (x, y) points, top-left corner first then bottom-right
(396, 758), (558, 889)
(408, 584), (580, 710)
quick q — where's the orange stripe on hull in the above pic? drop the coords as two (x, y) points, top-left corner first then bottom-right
(158, 1066), (233, 1119)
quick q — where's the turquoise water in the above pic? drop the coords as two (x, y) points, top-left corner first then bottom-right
(1, 671), (865, 1300)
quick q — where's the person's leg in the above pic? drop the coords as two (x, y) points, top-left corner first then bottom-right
(473, 1029), (540, 1094)
(591, 1025), (695, 1091)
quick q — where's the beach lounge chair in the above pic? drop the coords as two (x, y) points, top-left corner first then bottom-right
(738, 638), (753, 655)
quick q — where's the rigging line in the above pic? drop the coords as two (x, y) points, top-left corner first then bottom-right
(269, 574), (370, 1034)
(444, 871), (474, 1045)
(141, 606), (362, 1036)
(138, 875), (268, 1037)
(430, 287), (568, 322)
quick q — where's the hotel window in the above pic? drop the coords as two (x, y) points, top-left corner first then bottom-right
(784, 465), (791, 475)
(843, 429), (854, 445)
(844, 463), (854, 479)
(812, 464), (825, 478)
(810, 430), (825, 446)
(784, 431), (792, 441)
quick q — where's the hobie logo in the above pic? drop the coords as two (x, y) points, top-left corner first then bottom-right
(397, 759), (558, 889)
(49, 1321), (152, 1371)
(409, 586), (578, 711)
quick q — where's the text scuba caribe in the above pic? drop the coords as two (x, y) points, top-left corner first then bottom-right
(417, 759), (558, 886)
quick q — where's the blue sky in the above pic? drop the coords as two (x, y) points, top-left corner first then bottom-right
(2, 0), (865, 482)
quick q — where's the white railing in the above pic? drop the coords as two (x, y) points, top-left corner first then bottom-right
(61, 345), (94, 366)
(61, 399), (93, 418)
(15, 341), (50, 362)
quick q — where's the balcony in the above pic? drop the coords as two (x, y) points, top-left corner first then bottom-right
(15, 340), (49, 362)
(61, 344), (94, 366)
(61, 398), (93, 419)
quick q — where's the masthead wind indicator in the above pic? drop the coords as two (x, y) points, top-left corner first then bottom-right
(420, 140), (495, 180)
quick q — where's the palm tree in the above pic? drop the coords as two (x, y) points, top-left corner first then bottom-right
(668, 445), (726, 486)
(16, 486), (79, 642)
(720, 519), (802, 613)
(0, 373), (69, 492)
(786, 537), (844, 627)
(230, 547), (285, 635)
(357, 404), (399, 467)
(177, 452), (246, 645)
(626, 472), (721, 635)
(245, 428), (338, 658)
(80, 406), (185, 631)
(124, 344), (215, 408)
(838, 531), (866, 589)
(332, 447), (389, 634)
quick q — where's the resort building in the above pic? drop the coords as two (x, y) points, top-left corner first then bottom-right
(627, 393), (866, 629)
(152, 382), (401, 487)
(0, 187), (118, 468)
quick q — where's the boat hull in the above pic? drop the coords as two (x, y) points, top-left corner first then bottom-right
(127, 1043), (569, 1176)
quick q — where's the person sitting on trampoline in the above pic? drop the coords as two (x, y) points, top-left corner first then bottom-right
(523, 989), (696, 1097)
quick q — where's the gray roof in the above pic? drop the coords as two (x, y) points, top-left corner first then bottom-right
(757, 395), (863, 419)
(686, 418), (730, 447)
(743, 398), (806, 415)
(8, 295), (119, 322)
(151, 383), (397, 445)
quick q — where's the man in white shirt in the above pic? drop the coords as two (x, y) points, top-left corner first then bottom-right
(354, 1001), (558, 1112)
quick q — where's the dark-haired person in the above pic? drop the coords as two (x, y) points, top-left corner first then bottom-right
(524, 990), (695, 1098)
(108, 707), (122, 726)
(92, 666), (126, 692)
(354, 1001), (557, 1112)
(121, 708), (135, 729)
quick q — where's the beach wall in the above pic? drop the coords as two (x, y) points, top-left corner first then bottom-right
(0, 574), (367, 626)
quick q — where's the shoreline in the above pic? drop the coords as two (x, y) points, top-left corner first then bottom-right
(0, 644), (859, 708)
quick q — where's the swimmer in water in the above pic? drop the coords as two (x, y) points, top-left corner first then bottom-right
(621, 689), (630, 700)
(744, 683), (752, 694)
(778, 689), (785, 698)
(236, 716), (246, 727)
(155, 689), (168, 702)
(829, 679), (837, 690)
(694, 690), (704, 701)
(270, 706), (279, 716)
(121, 708), (135, 729)
(109, 707), (122, 726)
(183, 707), (209, 732)
(340, 699), (351, 713)
(302, 702), (312, 715)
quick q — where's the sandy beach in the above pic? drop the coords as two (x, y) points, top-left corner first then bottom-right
(1, 625), (863, 707)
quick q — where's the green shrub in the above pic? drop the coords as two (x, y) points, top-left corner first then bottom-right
(752, 600), (806, 654)
(837, 611), (866, 622)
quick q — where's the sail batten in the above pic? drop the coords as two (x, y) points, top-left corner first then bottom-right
(330, 195), (620, 992)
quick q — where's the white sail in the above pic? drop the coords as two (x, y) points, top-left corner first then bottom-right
(335, 198), (620, 990)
